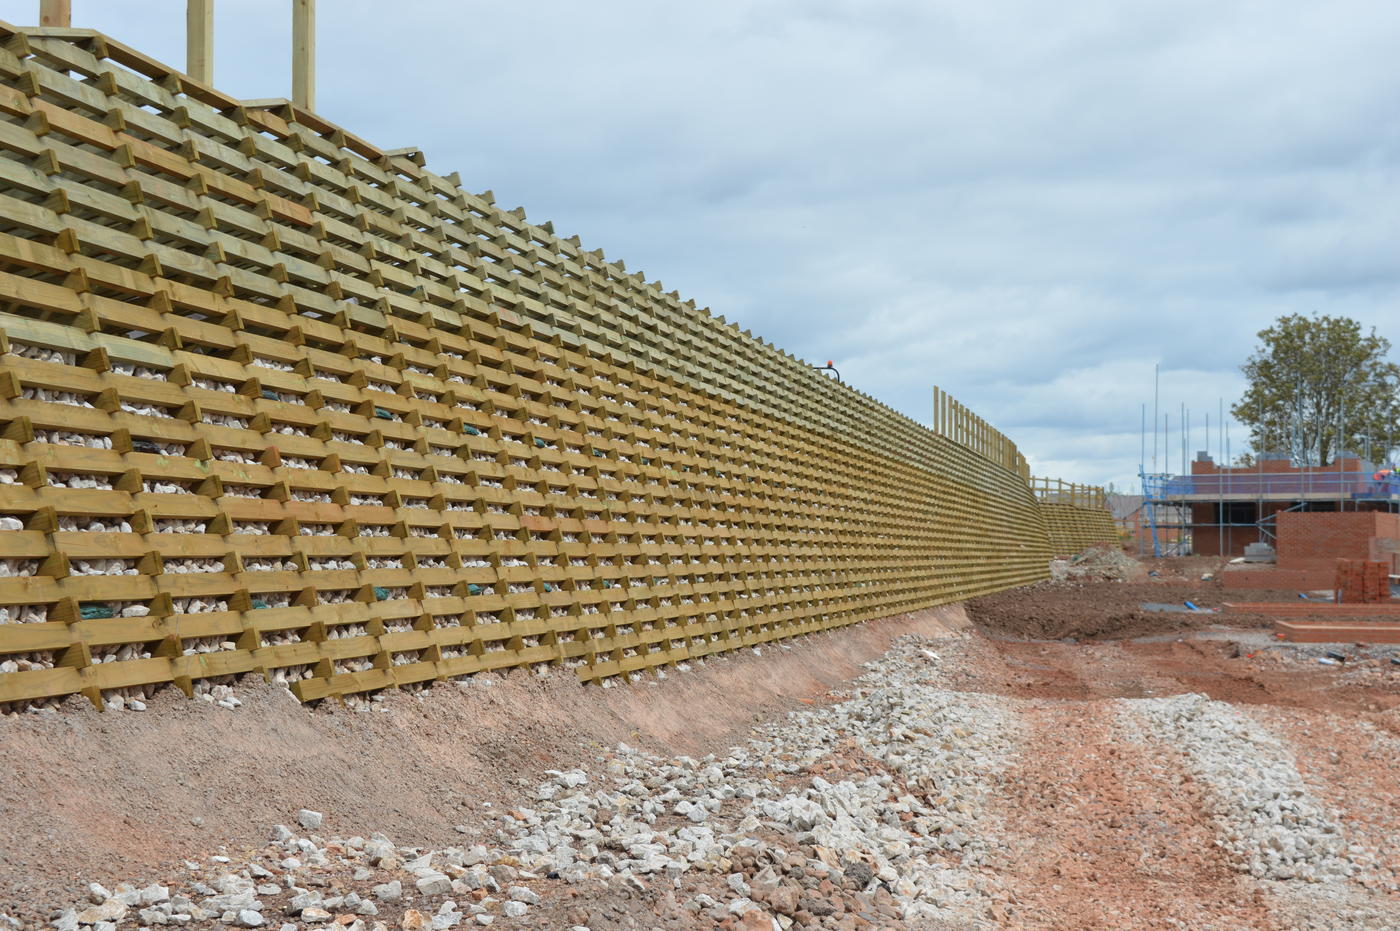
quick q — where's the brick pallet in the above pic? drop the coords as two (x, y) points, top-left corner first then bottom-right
(0, 23), (1114, 709)
(1335, 559), (1389, 605)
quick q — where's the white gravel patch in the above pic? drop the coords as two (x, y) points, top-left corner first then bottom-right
(1120, 693), (1362, 883)
(1263, 884), (1400, 931)
(32, 636), (1028, 928)
(848, 684), (1022, 868)
(483, 636), (1026, 922)
(1118, 694), (1400, 929)
(720, 643), (1025, 916)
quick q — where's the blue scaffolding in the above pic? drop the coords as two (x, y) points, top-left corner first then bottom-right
(1140, 463), (1400, 557)
(1139, 471), (1192, 557)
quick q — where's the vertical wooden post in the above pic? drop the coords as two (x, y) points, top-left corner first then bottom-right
(39, 0), (70, 27)
(187, 0), (214, 85)
(292, 0), (316, 111)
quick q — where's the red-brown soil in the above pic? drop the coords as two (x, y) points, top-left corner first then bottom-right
(991, 700), (1273, 929)
(0, 607), (967, 915)
(6, 560), (1400, 928)
(965, 579), (1301, 641)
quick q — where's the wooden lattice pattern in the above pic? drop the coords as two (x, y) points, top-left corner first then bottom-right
(0, 24), (1112, 709)
(1040, 503), (1119, 556)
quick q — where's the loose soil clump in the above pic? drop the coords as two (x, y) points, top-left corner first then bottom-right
(968, 550), (1304, 641)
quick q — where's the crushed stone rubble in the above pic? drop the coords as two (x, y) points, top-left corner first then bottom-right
(20, 637), (1028, 930)
(13, 635), (1397, 930)
(1121, 693), (1398, 902)
(1121, 696), (1400, 929)
(1048, 545), (1141, 582)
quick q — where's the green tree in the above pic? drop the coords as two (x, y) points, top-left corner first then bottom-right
(1232, 314), (1400, 466)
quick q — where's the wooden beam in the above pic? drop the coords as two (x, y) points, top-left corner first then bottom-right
(39, 0), (70, 27)
(186, 0), (214, 85)
(292, 0), (315, 111)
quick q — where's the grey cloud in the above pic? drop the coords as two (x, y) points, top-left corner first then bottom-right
(11, 0), (1398, 489)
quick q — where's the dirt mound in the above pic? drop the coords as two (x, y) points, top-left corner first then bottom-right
(965, 578), (1295, 641)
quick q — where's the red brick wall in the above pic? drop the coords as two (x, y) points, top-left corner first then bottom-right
(1189, 502), (1293, 556)
(1190, 456), (1367, 476)
(1191, 521), (1259, 557)
(1178, 457), (1392, 558)
(1276, 512), (1399, 571)
(1221, 567), (1335, 590)
(1368, 515), (1400, 570)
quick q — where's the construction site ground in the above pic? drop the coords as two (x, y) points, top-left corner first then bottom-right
(3, 554), (1398, 930)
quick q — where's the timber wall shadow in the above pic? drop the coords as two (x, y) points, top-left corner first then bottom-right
(0, 25), (1111, 709)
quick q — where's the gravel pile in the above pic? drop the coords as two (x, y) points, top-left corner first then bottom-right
(482, 638), (1022, 924)
(24, 637), (1025, 930)
(16, 626), (1396, 930)
(1049, 546), (1142, 582)
(1121, 694), (1371, 884)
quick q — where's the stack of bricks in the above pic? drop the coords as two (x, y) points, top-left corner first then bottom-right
(1334, 559), (1389, 604)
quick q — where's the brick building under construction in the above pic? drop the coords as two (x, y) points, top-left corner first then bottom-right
(1143, 453), (1400, 588)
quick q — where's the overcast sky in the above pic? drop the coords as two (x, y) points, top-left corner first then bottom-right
(7, 1), (1399, 490)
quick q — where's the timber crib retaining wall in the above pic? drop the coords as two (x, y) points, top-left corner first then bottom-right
(0, 24), (1112, 709)
(1040, 503), (1119, 556)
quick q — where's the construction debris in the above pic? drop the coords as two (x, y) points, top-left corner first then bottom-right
(1049, 546), (1143, 582)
